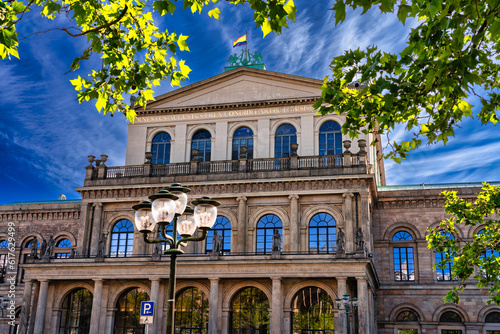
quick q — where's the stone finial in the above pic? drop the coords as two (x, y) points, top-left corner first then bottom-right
(145, 152), (153, 165)
(343, 140), (352, 154)
(290, 143), (299, 157)
(240, 146), (248, 159)
(100, 155), (108, 165)
(358, 139), (367, 153)
(191, 149), (199, 161)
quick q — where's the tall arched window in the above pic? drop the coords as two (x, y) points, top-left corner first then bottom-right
(435, 231), (455, 281)
(110, 220), (134, 257)
(309, 213), (336, 254)
(230, 287), (270, 334)
(291, 287), (335, 333)
(256, 214), (282, 254)
(175, 287), (209, 333)
(0, 240), (8, 283)
(485, 311), (500, 334)
(392, 231), (415, 281)
(56, 238), (72, 258)
(114, 288), (149, 334)
(59, 288), (93, 334)
(232, 127), (254, 160)
(319, 121), (342, 156)
(275, 124), (297, 158)
(206, 216), (231, 255)
(191, 130), (212, 162)
(151, 132), (172, 164)
(439, 310), (463, 334)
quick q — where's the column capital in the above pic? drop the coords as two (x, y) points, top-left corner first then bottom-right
(342, 192), (354, 199)
(288, 194), (299, 200)
(336, 276), (347, 282)
(93, 278), (104, 283)
(150, 277), (161, 282)
(236, 196), (247, 202)
(93, 202), (103, 208)
(271, 277), (282, 282)
(24, 279), (33, 284)
(355, 276), (368, 282)
(209, 278), (220, 283)
(38, 279), (49, 283)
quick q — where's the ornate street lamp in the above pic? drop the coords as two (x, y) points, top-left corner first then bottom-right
(335, 293), (358, 334)
(132, 183), (220, 334)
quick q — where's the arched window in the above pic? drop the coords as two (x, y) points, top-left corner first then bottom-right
(439, 310), (463, 334)
(309, 213), (336, 254)
(395, 310), (419, 334)
(275, 124), (297, 158)
(319, 121), (342, 156)
(56, 238), (72, 258)
(392, 231), (415, 281)
(396, 310), (419, 322)
(175, 287), (209, 333)
(486, 311), (500, 323)
(0, 240), (8, 284)
(485, 311), (500, 334)
(291, 287), (335, 333)
(191, 130), (212, 162)
(230, 287), (270, 333)
(206, 216), (231, 255)
(256, 214), (282, 254)
(110, 220), (134, 257)
(25, 239), (40, 248)
(114, 288), (149, 334)
(151, 132), (172, 164)
(59, 288), (93, 334)
(436, 231), (455, 281)
(232, 127), (254, 160)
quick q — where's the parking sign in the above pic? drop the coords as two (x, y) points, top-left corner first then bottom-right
(140, 301), (155, 324)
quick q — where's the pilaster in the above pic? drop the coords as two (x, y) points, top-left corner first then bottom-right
(288, 194), (299, 252)
(356, 277), (369, 334)
(90, 279), (103, 334)
(336, 277), (347, 334)
(90, 203), (103, 256)
(236, 196), (247, 253)
(271, 277), (282, 334)
(18, 279), (33, 334)
(208, 278), (220, 334)
(33, 279), (49, 334)
(343, 193), (354, 253)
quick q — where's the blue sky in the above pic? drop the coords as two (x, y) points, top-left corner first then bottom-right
(0, 1), (498, 204)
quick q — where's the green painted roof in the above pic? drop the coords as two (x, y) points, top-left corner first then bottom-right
(378, 181), (500, 191)
(1, 199), (82, 206)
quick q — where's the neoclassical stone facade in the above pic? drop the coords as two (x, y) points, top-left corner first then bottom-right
(1, 67), (499, 334)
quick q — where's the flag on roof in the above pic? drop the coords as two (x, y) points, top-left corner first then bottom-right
(233, 34), (247, 48)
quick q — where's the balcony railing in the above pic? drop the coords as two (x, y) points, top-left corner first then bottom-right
(87, 152), (368, 181)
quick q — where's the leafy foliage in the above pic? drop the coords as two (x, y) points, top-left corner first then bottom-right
(315, 0), (500, 161)
(0, 0), (296, 121)
(427, 184), (500, 305)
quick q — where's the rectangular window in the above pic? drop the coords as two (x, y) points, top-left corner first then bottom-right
(487, 331), (500, 334)
(398, 330), (418, 334)
(441, 330), (462, 334)
(394, 247), (415, 281)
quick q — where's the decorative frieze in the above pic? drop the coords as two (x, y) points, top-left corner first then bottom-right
(79, 178), (372, 200)
(0, 210), (80, 222)
(375, 198), (447, 210)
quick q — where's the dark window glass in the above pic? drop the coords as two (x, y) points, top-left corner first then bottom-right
(232, 127), (254, 160)
(192, 130), (212, 162)
(393, 231), (413, 241)
(436, 231), (455, 281)
(230, 287), (270, 334)
(275, 124), (297, 158)
(206, 216), (231, 255)
(0, 254), (6, 283)
(110, 220), (134, 257)
(440, 311), (462, 323)
(57, 239), (72, 248)
(394, 247), (415, 281)
(175, 287), (209, 333)
(396, 310), (419, 322)
(486, 312), (500, 323)
(114, 288), (149, 334)
(151, 132), (172, 164)
(256, 214), (282, 254)
(486, 331), (500, 334)
(291, 287), (334, 333)
(441, 331), (462, 334)
(319, 121), (342, 156)
(397, 330), (419, 334)
(309, 213), (336, 254)
(59, 288), (93, 334)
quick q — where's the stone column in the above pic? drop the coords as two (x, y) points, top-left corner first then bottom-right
(33, 280), (49, 334)
(342, 193), (354, 253)
(336, 277), (347, 334)
(359, 192), (371, 253)
(149, 278), (160, 334)
(356, 277), (369, 334)
(77, 203), (92, 255)
(236, 197), (247, 253)
(28, 281), (40, 334)
(90, 203), (103, 255)
(288, 195), (299, 252)
(50, 309), (62, 334)
(271, 278), (282, 334)
(89, 279), (103, 334)
(208, 278), (219, 334)
(18, 279), (33, 334)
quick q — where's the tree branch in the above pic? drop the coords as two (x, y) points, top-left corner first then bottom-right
(61, 4), (128, 37)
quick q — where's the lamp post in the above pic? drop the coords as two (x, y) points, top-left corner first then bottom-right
(132, 183), (220, 334)
(335, 293), (358, 334)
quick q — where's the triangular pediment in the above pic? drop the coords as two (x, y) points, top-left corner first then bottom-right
(147, 67), (322, 109)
